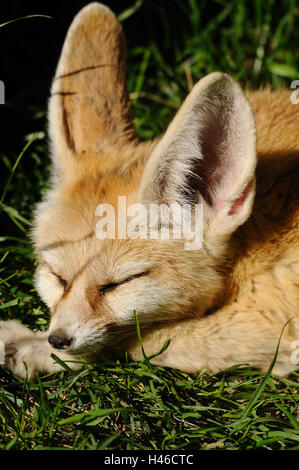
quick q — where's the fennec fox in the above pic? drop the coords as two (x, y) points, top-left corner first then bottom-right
(0, 3), (298, 381)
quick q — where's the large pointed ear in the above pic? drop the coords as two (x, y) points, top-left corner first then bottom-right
(139, 72), (257, 241)
(49, 3), (136, 175)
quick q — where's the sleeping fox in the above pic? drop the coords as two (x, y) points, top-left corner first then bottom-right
(0, 2), (298, 381)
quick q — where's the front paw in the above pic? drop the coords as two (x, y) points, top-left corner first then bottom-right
(3, 339), (40, 380)
(4, 337), (48, 382)
(0, 320), (35, 344)
(0, 321), (39, 380)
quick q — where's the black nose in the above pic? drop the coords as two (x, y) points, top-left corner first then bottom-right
(48, 333), (73, 350)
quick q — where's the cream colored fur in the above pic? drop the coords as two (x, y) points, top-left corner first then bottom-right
(0, 3), (298, 381)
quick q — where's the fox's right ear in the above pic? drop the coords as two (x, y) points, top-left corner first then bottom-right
(49, 3), (136, 177)
(139, 72), (257, 243)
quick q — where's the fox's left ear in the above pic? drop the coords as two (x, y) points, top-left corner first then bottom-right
(49, 3), (136, 177)
(139, 72), (257, 241)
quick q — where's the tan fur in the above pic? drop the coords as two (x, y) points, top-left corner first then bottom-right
(0, 3), (298, 380)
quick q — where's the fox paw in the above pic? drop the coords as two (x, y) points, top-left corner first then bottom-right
(2, 337), (52, 381)
(0, 320), (40, 380)
(3, 340), (42, 381)
(0, 320), (82, 380)
(0, 320), (35, 344)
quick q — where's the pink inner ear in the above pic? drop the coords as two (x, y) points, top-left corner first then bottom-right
(187, 89), (241, 208)
(228, 180), (253, 215)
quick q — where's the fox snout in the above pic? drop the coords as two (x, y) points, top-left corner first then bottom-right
(48, 330), (73, 350)
(48, 314), (109, 356)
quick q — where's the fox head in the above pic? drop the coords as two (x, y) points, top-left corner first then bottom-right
(33, 3), (257, 355)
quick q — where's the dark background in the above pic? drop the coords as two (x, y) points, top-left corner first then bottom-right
(2, 0), (298, 152)
(1, 0), (192, 107)
(1, 0), (192, 154)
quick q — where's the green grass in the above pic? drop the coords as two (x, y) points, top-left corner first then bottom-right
(0, 0), (299, 450)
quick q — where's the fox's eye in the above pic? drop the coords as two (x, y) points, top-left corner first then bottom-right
(99, 271), (148, 296)
(51, 271), (67, 289)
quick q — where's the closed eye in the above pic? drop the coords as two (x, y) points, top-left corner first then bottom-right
(99, 271), (148, 296)
(51, 271), (67, 289)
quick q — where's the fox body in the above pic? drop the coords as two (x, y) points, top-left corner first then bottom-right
(1, 3), (298, 380)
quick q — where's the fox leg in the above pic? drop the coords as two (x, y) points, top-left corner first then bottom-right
(0, 320), (82, 381)
(128, 305), (298, 376)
